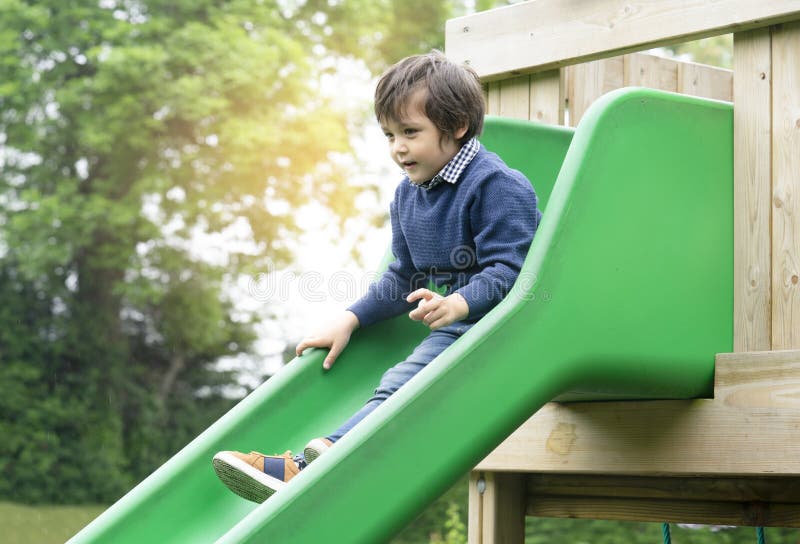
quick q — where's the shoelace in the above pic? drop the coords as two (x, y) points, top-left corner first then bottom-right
(293, 454), (307, 471)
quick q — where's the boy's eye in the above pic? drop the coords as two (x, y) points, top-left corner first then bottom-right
(403, 128), (418, 136)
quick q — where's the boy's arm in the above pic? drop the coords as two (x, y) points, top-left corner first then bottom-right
(297, 195), (419, 369)
(347, 198), (418, 327)
(296, 310), (360, 370)
(455, 174), (541, 320)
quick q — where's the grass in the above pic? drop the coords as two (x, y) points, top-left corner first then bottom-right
(0, 502), (107, 544)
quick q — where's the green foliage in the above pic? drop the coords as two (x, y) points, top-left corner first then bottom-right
(0, 0), (468, 504)
(662, 35), (733, 69)
(393, 476), (469, 544)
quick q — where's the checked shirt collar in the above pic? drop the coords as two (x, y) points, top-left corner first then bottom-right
(414, 137), (480, 191)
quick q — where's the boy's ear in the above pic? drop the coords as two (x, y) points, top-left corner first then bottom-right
(454, 125), (468, 141)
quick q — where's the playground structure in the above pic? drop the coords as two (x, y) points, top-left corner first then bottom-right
(446, 1), (800, 541)
(67, 3), (800, 544)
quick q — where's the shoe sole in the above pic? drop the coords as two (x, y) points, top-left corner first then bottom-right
(212, 452), (285, 503)
(303, 439), (331, 464)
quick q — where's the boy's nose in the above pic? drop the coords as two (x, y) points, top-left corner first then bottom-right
(392, 138), (408, 154)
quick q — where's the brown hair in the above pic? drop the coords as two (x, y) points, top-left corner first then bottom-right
(374, 50), (485, 146)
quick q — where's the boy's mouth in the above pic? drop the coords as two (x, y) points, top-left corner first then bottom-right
(402, 161), (417, 169)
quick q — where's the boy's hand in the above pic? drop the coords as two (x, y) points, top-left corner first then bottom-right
(296, 310), (360, 370)
(407, 289), (469, 330)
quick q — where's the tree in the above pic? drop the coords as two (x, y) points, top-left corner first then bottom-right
(663, 35), (733, 69)
(0, 0), (463, 503)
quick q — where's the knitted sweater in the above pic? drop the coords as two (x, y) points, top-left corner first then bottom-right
(348, 145), (541, 327)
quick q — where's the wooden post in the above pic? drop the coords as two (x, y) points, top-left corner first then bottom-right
(771, 21), (800, 349)
(733, 29), (773, 352)
(468, 472), (526, 544)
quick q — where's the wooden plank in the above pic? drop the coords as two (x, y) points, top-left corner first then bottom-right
(528, 69), (564, 125)
(481, 472), (526, 544)
(498, 75), (530, 120)
(527, 495), (800, 527)
(734, 29), (773, 352)
(715, 349), (800, 388)
(525, 474), (800, 526)
(624, 53), (679, 91)
(564, 53), (730, 126)
(469, 472), (526, 544)
(445, 0), (800, 81)
(566, 56), (624, 126)
(566, 61), (602, 127)
(476, 350), (800, 475)
(678, 60), (733, 102)
(527, 474), (800, 503)
(468, 473), (483, 544)
(485, 81), (501, 116)
(771, 21), (800, 349)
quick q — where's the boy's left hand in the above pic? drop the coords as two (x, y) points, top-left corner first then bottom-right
(407, 289), (469, 330)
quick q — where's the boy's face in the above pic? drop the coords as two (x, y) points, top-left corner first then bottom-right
(381, 90), (467, 185)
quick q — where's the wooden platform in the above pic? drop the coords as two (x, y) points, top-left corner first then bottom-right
(469, 350), (800, 542)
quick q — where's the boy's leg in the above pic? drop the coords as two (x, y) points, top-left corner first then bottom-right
(325, 323), (471, 443)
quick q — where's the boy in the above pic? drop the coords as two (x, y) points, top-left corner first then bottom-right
(212, 50), (541, 503)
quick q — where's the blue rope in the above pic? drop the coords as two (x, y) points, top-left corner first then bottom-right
(661, 522), (672, 544)
(756, 526), (766, 544)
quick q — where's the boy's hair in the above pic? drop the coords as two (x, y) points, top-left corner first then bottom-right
(375, 50), (485, 146)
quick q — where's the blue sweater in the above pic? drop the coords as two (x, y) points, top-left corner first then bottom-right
(348, 145), (541, 327)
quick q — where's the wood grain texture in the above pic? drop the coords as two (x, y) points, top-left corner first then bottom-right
(565, 53), (731, 126)
(734, 29), (774, 352)
(498, 76), (530, 120)
(566, 57), (624, 126)
(527, 495), (800, 527)
(529, 70), (564, 125)
(446, 0), (800, 80)
(678, 59), (733, 102)
(527, 473), (800, 502)
(468, 472), (526, 544)
(526, 473), (800, 526)
(485, 70), (564, 125)
(624, 53), (678, 91)
(476, 350), (800, 476)
(468, 472), (483, 544)
(485, 81), (501, 116)
(771, 21), (800, 349)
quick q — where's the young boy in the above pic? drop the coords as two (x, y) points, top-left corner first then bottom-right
(212, 50), (541, 503)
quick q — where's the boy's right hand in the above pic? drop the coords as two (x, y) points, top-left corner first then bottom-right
(295, 310), (360, 370)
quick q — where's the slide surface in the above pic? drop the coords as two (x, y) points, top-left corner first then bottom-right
(69, 88), (733, 543)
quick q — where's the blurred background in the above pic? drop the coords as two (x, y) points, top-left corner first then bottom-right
(3, 1), (797, 542)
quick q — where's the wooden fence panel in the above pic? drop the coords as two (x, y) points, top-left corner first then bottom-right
(771, 21), (800, 349)
(565, 53), (732, 126)
(498, 75), (531, 119)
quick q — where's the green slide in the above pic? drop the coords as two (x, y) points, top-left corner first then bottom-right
(69, 88), (732, 543)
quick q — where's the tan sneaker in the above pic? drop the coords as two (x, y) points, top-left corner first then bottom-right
(212, 450), (302, 503)
(303, 438), (333, 464)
